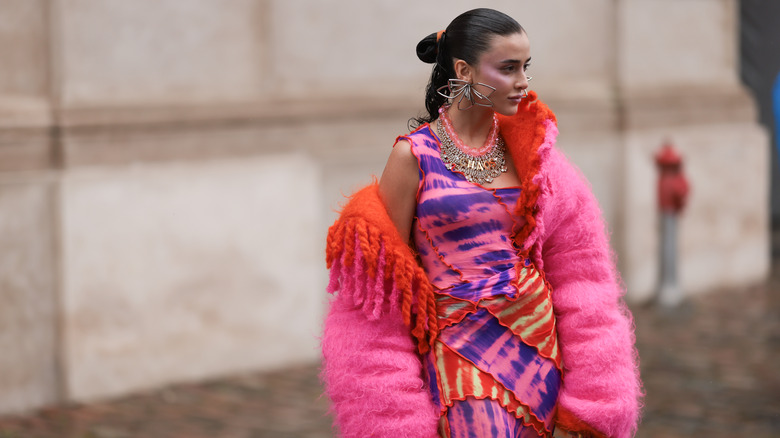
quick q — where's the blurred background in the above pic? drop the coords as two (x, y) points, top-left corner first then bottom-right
(0, 0), (778, 437)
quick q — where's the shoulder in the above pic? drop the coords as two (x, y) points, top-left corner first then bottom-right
(389, 123), (434, 164)
(386, 139), (417, 173)
(381, 133), (421, 192)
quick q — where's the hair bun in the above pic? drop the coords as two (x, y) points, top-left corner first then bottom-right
(416, 32), (439, 64)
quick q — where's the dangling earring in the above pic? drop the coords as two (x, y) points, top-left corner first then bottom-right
(437, 79), (496, 110)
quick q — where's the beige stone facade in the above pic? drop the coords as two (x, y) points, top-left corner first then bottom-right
(0, 0), (768, 414)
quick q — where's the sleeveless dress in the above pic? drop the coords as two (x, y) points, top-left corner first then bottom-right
(399, 124), (568, 438)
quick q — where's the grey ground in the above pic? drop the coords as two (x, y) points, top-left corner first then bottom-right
(1, 266), (779, 438)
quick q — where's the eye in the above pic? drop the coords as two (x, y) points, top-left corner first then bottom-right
(523, 63), (531, 72)
(501, 64), (517, 72)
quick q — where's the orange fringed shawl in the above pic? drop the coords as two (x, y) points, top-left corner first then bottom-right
(325, 183), (439, 353)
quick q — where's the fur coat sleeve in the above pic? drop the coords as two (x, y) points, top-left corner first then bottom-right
(321, 184), (440, 438)
(536, 147), (643, 438)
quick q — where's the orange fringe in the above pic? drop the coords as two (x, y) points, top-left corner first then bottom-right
(326, 184), (439, 354)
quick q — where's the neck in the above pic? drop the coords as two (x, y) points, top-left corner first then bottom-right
(445, 105), (495, 149)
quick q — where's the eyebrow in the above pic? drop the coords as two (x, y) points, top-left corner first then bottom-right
(499, 57), (532, 64)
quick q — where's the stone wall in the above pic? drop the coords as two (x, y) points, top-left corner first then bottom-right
(0, 0), (768, 414)
(616, 0), (769, 299)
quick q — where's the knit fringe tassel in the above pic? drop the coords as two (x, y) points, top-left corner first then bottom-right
(326, 216), (439, 354)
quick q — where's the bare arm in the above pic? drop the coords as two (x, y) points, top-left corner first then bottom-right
(378, 140), (419, 242)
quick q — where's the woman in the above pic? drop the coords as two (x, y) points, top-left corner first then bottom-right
(322, 8), (642, 438)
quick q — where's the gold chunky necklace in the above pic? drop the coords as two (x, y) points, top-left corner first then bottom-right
(436, 107), (508, 185)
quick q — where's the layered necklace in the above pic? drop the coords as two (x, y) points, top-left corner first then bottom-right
(436, 106), (508, 185)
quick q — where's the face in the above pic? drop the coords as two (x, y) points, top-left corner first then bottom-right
(456, 32), (532, 116)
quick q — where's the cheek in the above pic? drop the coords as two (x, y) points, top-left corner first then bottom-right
(480, 69), (513, 90)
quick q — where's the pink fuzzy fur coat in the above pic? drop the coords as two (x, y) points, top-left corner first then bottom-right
(322, 94), (642, 438)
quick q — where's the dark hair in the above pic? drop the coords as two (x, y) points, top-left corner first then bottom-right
(412, 8), (524, 128)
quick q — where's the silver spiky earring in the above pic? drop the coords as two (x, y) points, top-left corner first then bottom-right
(436, 79), (496, 110)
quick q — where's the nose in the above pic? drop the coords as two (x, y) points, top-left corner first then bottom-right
(516, 74), (530, 90)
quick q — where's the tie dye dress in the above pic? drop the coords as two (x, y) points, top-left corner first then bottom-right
(399, 124), (569, 438)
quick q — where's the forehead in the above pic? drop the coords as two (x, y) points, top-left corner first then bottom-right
(479, 32), (531, 63)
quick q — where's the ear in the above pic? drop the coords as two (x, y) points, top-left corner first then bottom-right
(453, 59), (474, 83)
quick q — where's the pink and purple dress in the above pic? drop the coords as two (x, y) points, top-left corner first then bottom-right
(400, 124), (568, 438)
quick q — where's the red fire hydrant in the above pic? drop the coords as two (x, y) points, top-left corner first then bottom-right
(655, 142), (689, 307)
(657, 144), (689, 214)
